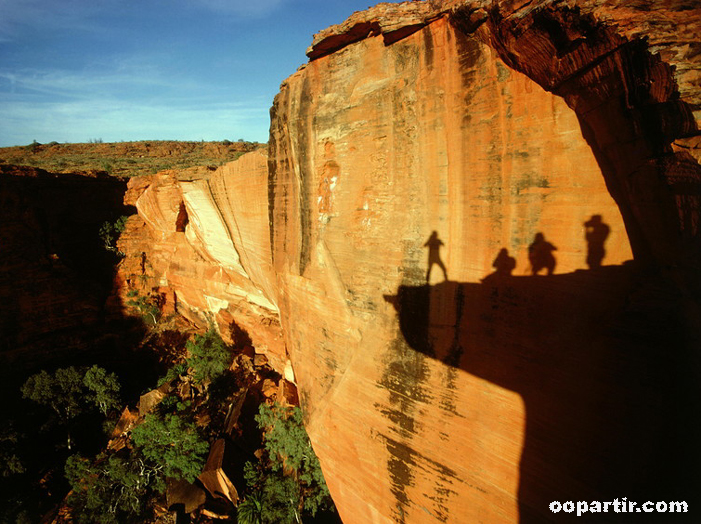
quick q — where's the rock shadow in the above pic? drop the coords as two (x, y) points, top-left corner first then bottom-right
(384, 262), (701, 522)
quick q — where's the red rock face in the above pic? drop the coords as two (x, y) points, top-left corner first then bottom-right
(116, 153), (287, 371)
(266, 1), (701, 523)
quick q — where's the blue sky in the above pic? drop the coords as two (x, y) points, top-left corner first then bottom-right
(0, 0), (403, 146)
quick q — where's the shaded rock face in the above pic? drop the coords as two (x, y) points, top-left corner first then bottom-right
(0, 165), (132, 368)
(264, 1), (701, 523)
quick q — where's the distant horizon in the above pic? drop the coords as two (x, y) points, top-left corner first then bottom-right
(0, 0), (406, 148)
(1, 137), (268, 148)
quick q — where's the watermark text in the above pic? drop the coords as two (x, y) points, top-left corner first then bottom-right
(550, 498), (688, 517)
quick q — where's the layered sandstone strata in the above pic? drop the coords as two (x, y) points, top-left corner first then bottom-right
(116, 152), (287, 372)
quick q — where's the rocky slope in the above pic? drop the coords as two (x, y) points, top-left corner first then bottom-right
(114, 1), (701, 523)
(0, 140), (263, 179)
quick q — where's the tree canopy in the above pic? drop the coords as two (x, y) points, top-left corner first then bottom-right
(130, 412), (208, 483)
(186, 328), (232, 384)
(21, 365), (121, 449)
(241, 402), (335, 524)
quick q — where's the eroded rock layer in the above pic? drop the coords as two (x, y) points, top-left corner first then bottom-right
(116, 152), (288, 373)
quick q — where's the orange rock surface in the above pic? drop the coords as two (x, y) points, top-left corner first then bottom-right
(270, 1), (701, 523)
(116, 1), (701, 523)
(116, 151), (287, 371)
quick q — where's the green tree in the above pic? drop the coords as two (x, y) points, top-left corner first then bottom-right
(130, 413), (208, 482)
(21, 366), (121, 449)
(243, 461), (300, 524)
(65, 452), (163, 523)
(83, 365), (121, 416)
(22, 367), (84, 449)
(186, 328), (232, 384)
(248, 402), (336, 522)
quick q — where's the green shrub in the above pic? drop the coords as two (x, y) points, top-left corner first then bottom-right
(131, 413), (208, 482)
(126, 293), (161, 325)
(99, 215), (129, 253)
(100, 160), (113, 173)
(24, 140), (40, 152)
(249, 468), (301, 524)
(245, 402), (335, 522)
(157, 362), (188, 387)
(185, 328), (232, 384)
(237, 492), (263, 524)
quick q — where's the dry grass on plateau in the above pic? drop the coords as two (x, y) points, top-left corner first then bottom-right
(0, 140), (265, 178)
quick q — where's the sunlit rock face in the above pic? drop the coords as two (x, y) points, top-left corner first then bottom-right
(117, 152), (287, 371)
(267, 1), (701, 523)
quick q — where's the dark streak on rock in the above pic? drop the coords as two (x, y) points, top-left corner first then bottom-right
(379, 433), (460, 523)
(296, 75), (313, 276)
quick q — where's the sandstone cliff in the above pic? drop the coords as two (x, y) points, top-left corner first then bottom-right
(118, 1), (701, 523)
(116, 153), (288, 373)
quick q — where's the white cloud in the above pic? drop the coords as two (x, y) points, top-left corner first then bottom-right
(0, 51), (273, 146)
(188, 0), (290, 18)
(0, 68), (168, 98)
(0, 50), (202, 100)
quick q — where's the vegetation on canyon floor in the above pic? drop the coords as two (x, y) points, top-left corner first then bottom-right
(21, 365), (121, 450)
(4, 324), (336, 523)
(0, 139), (265, 178)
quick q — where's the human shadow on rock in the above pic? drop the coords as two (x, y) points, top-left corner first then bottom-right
(424, 231), (448, 283)
(584, 215), (611, 269)
(527, 232), (557, 275)
(384, 263), (700, 522)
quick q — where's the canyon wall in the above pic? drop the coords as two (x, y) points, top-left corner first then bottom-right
(269, 1), (701, 522)
(116, 154), (289, 373)
(0, 165), (132, 368)
(120, 1), (701, 522)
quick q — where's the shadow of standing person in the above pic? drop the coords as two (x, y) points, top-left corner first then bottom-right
(424, 231), (448, 283)
(584, 214), (610, 269)
(528, 233), (557, 275)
